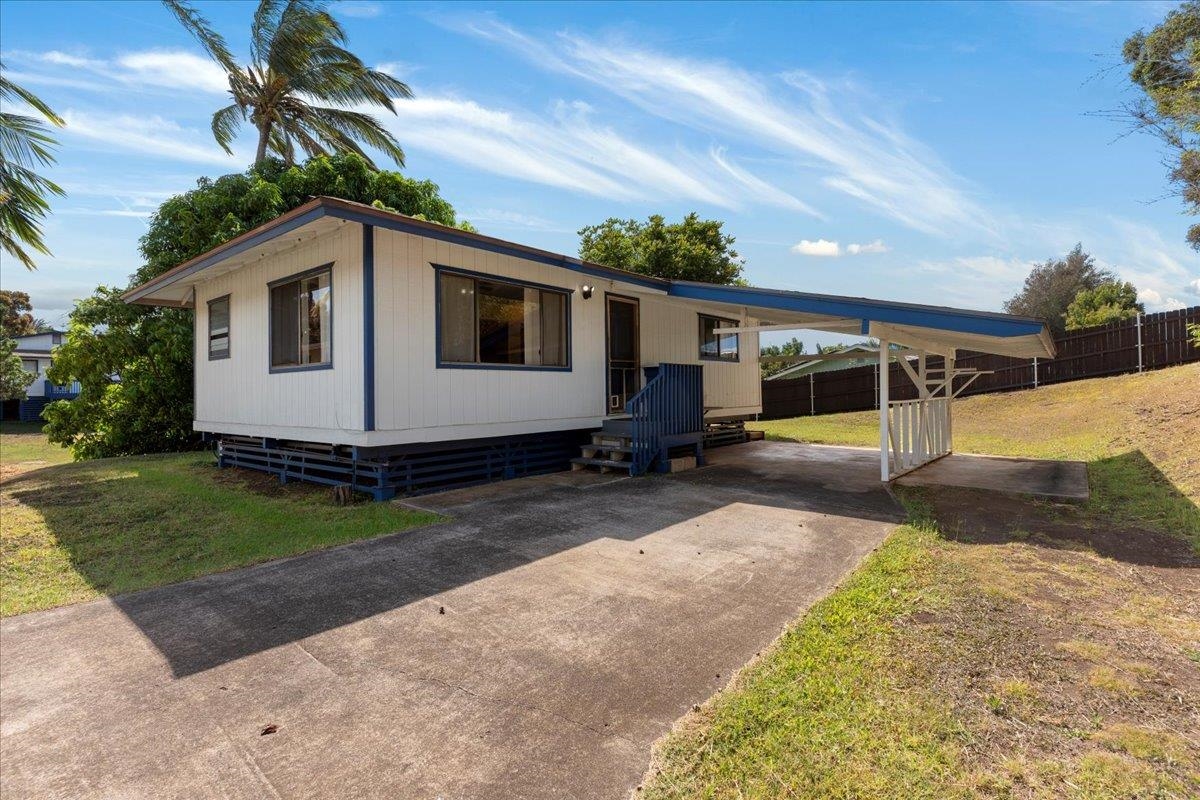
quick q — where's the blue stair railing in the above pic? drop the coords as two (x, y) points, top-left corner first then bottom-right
(626, 363), (704, 476)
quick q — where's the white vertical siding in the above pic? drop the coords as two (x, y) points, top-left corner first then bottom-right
(193, 222), (363, 438)
(192, 222), (761, 446)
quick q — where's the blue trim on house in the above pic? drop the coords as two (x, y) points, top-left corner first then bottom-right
(668, 282), (1047, 338)
(362, 224), (375, 432)
(329, 205), (668, 291)
(860, 319), (870, 336)
(268, 262), (335, 373)
(433, 264), (573, 373)
(125, 206), (328, 302)
(432, 263), (578, 295)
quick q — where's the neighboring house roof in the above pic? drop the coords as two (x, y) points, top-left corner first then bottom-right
(122, 196), (1056, 359)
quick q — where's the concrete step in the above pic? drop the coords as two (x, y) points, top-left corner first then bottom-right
(600, 418), (634, 437)
(570, 457), (634, 474)
(591, 433), (632, 447)
(580, 445), (631, 460)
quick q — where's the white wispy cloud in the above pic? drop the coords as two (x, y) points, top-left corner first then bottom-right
(442, 16), (991, 236)
(8, 48), (228, 95)
(376, 95), (819, 211)
(1188, 277), (1200, 297)
(792, 238), (890, 257)
(337, 1), (384, 18)
(60, 110), (244, 166)
(846, 240), (889, 255)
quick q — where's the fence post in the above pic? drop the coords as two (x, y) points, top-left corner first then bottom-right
(1032, 357), (1038, 389)
(878, 339), (890, 482)
(1136, 312), (1143, 372)
(809, 372), (815, 416)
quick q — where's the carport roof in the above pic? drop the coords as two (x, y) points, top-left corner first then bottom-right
(123, 196), (1055, 359)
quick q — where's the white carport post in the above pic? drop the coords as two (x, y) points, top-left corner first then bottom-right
(878, 338), (890, 482)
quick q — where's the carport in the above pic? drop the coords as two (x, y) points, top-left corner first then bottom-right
(668, 283), (1057, 481)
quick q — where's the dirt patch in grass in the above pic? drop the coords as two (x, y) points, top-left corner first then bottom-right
(911, 487), (1199, 798)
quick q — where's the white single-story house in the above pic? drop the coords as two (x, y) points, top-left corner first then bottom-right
(123, 196), (1055, 499)
(3, 331), (80, 422)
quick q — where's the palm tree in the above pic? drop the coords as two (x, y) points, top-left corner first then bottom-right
(0, 65), (66, 270)
(164, 0), (412, 169)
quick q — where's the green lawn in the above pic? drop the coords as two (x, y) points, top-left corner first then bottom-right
(1, 443), (441, 616)
(643, 365), (1200, 799)
(0, 421), (74, 472)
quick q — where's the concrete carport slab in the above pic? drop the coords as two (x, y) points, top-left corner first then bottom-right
(0, 441), (899, 800)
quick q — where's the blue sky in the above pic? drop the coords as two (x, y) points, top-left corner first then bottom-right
(2, 0), (1197, 342)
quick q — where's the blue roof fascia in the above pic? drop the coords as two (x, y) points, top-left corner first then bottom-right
(668, 282), (1046, 339)
(124, 204), (330, 302)
(325, 206), (669, 292)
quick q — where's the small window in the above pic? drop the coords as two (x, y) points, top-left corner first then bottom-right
(699, 314), (739, 361)
(270, 267), (332, 370)
(438, 269), (569, 368)
(208, 295), (230, 360)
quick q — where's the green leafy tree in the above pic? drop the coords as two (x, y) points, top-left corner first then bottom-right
(760, 337), (805, 378)
(1064, 281), (1144, 330)
(0, 290), (38, 337)
(578, 214), (745, 285)
(0, 335), (35, 401)
(0, 66), (65, 270)
(1003, 244), (1115, 334)
(44, 154), (467, 458)
(164, 0), (411, 168)
(1122, 2), (1200, 250)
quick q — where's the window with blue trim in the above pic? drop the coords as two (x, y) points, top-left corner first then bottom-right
(439, 271), (568, 367)
(270, 268), (331, 369)
(699, 314), (739, 361)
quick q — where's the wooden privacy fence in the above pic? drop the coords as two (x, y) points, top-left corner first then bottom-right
(760, 306), (1200, 419)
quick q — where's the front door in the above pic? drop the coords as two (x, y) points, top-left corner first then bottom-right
(606, 295), (640, 414)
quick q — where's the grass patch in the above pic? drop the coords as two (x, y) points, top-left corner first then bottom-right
(1, 451), (441, 616)
(646, 366), (1200, 798)
(643, 520), (971, 799)
(0, 421), (73, 475)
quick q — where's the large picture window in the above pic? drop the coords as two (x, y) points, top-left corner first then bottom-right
(270, 266), (332, 370)
(208, 295), (230, 360)
(699, 314), (739, 361)
(438, 269), (569, 369)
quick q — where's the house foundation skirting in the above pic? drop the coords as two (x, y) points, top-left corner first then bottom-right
(214, 420), (753, 501)
(215, 429), (592, 500)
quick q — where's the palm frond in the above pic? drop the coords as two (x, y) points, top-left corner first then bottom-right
(301, 105), (405, 167)
(161, 0), (242, 77)
(210, 104), (246, 155)
(0, 65), (65, 127)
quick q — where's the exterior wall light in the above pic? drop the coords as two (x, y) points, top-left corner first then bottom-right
(581, 284), (594, 299)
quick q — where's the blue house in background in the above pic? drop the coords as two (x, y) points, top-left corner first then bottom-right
(3, 331), (80, 422)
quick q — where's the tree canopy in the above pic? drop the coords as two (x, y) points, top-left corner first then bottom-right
(44, 154), (468, 458)
(1122, 2), (1200, 250)
(0, 65), (65, 270)
(1064, 281), (1143, 330)
(164, 0), (411, 168)
(1003, 244), (1115, 334)
(577, 214), (746, 285)
(0, 335), (34, 402)
(760, 337), (806, 379)
(0, 290), (37, 338)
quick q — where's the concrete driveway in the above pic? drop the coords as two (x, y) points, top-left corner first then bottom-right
(0, 442), (901, 800)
